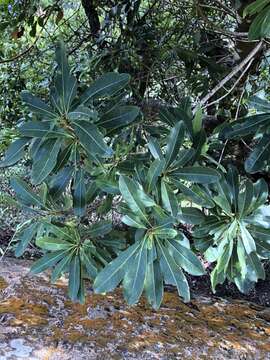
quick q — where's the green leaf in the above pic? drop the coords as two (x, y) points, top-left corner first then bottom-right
(165, 121), (185, 167)
(15, 223), (38, 257)
(68, 105), (98, 122)
(0, 138), (29, 168)
(31, 250), (67, 274)
(122, 214), (147, 229)
(245, 135), (270, 173)
(21, 91), (57, 120)
(146, 158), (165, 192)
(157, 239), (190, 301)
(144, 251), (163, 309)
(249, 5), (270, 40)
(171, 166), (221, 184)
(54, 41), (77, 113)
(94, 241), (141, 293)
(148, 137), (163, 160)
(246, 251), (265, 280)
(68, 255), (81, 301)
(161, 180), (179, 217)
(153, 228), (178, 239)
(81, 72), (130, 103)
(224, 114), (270, 138)
(49, 166), (73, 198)
(240, 222), (256, 254)
(19, 121), (67, 138)
(244, 0), (270, 17)
(51, 251), (74, 283)
(98, 106), (140, 130)
(178, 207), (205, 225)
(80, 248), (98, 279)
(168, 239), (205, 276)
(227, 165), (239, 212)
(119, 175), (150, 224)
(193, 106), (203, 134)
(36, 236), (72, 251)
(73, 169), (86, 217)
(31, 138), (62, 185)
(238, 180), (254, 217)
(73, 120), (113, 157)
(11, 177), (44, 207)
(123, 239), (147, 305)
(86, 220), (112, 237)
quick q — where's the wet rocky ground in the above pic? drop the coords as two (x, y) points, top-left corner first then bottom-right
(0, 258), (270, 359)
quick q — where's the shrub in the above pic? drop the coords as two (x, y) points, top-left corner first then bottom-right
(1, 42), (270, 308)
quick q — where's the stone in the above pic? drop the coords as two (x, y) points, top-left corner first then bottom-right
(0, 257), (270, 359)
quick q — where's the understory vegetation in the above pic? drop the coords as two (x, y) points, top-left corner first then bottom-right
(1, 0), (270, 309)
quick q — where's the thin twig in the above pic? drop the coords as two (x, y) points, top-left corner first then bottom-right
(200, 41), (263, 106)
(202, 57), (254, 109)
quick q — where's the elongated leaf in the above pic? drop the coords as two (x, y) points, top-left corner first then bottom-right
(144, 255), (163, 309)
(246, 251), (265, 280)
(49, 166), (73, 198)
(51, 251), (74, 283)
(94, 241), (141, 293)
(249, 95), (270, 112)
(68, 255), (81, 301)
(245, 135), (270, 173)
(54, 41), (77, 113)
(165, 121), (185, 167)
(31, 250), (67, 274)
(98, 105), (140, 130)
(146, 159), (165, 192)
(123, 239), (147, 305)
(19, 121), (68, 139)
(0, 138), (29, 167)
(157, 239), (190, 301)
(15, 223), (38, 257)
(153, 228), (178, 239)
(31, 138), (62, 185)
(239, 222), (256, 254)
(161, 180), (179, 217)
(11, 177), (44, 207)
(80, 248), (98, 279)
(178, 207), (205, 225)
(249, 5), (270, 40)
(73, 169), (86, 217)
(21, 91), (57, 120)
(36, 236), (72, 251)
(171, 166), (221, 184)
(168, 239), (205, 276)
(81, 72), (130, 103)
(68, 105), (98, 122)
(86, 220), (112, 237)
(73, 120), (113, 157)
(224, 114), (270, 138)
(122, 214), (147, 229)
(238, 180), (254, 217)
(148, 137), (163, 160)
(119, 175), (150, 224)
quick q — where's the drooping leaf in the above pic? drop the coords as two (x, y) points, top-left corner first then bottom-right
(11, 177), (44, 207)
(94, 241), (141, 293)
(81, 72), (130, 103)
(21, 91), (57, 120)
(98, 105), (140, 131)
(73, 169), (86, 217)
(123, 239), (147, 305)
(31, 138), (62, 185)
(73, 120), (113, 157)
(0, 138), (29, 167)
(171, 166), (221, 184)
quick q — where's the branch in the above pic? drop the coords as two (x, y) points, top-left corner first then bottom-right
(200, 40), (263, 106)
(202, 58), (254, 109)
